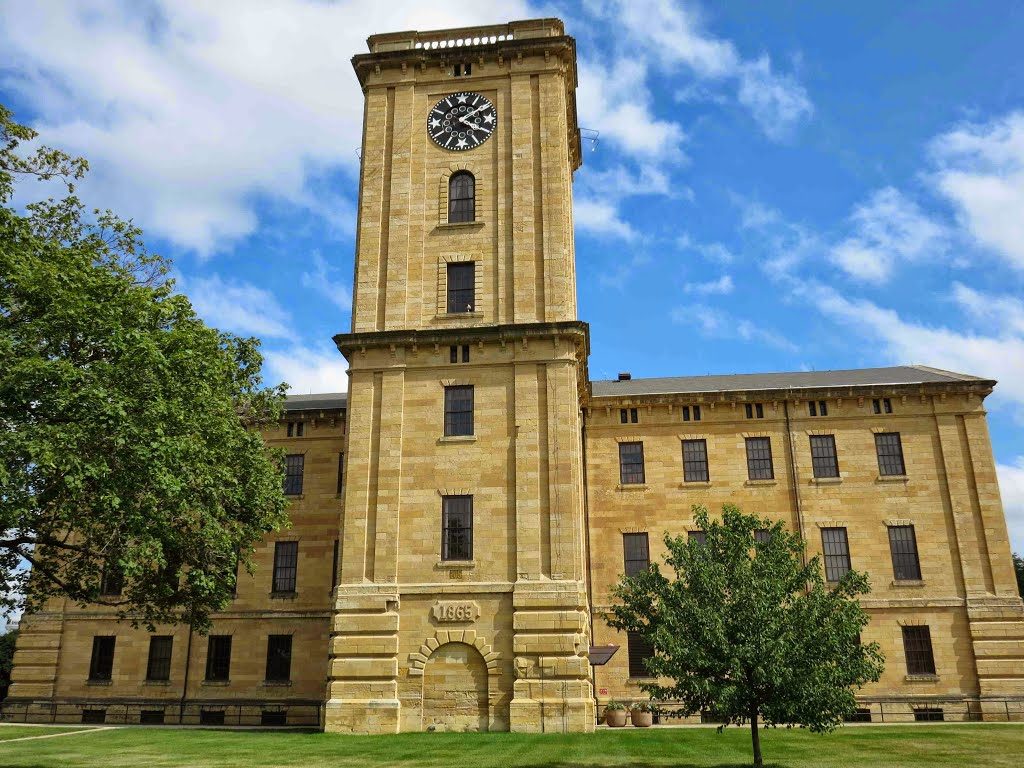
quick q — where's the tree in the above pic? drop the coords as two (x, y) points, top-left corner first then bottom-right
(1014, 553), (1024, 598)
(0, 104), (290, 631)
(0, 628), (16, 700)
(609, 505), (884, 767)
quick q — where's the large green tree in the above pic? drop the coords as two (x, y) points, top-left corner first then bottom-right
(609, 504), (885, 767)
(1014, 552), (1024, 598)
(0, 628), (16, 700)
(0, 104), (289, 631)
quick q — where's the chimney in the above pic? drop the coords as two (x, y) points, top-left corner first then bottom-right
(617, 372), (631, 381)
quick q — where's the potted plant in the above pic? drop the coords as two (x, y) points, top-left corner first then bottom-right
(604, 701), (628, 727)
(630, 701), (655, 727)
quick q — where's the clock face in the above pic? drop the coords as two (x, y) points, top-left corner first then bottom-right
(427, 92), (496, 152)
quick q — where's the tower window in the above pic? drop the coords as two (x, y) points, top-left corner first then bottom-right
(448, 171), (475, 223)
(442, 495), (473, 561)
(443, 385), (474, 436)
(446, 262), (475, 312)
(453, 62), (472, 77)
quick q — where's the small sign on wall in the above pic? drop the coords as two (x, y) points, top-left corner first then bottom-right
(432, 600), (480, 623)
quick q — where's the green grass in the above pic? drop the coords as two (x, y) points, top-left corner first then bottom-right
(0, 725), (1021, 767)
(0, 725), (95, 741)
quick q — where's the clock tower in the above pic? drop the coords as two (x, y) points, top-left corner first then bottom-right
(326, 20), (594, 733)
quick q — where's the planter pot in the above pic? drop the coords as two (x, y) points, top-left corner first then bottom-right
(605, 710), (628, 727)
(631, 710), (654, 727)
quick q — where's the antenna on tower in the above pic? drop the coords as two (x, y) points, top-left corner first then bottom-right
(580, 128), (599, 152)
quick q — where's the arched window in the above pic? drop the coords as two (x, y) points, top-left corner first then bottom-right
(448, 171), (475, 223)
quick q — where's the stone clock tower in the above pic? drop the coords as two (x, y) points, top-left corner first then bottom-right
(326, 20), (594, 733)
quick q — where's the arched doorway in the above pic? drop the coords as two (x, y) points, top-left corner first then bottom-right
(422, 642), (489, 732)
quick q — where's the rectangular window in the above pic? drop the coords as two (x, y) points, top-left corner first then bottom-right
(754, 529), (772, 544)
(809, 400), (827, 417)
(140, 710), (165, 724)
(902, 626), (936, 675)
(688, 530), (707, 546)
(873, 397), (894, 414)
(272, 541), (298, 593)
(336, 452), (345, 495)
(265, 635), (293, 682)
(745, 403), (765, 419)
(286, 421), (304, 437)
(462, 344), (470, 363)
(88, 636), (115, 681)
(618, 442), (645, 485)
(450, 345), (458, 363)
(682, 405), (702, 422)
(875, 432), (906, 476)
(205, 635), (232, 682)
(627, 631), (654, 678)
(914, 708), (944, 722)
(443, 385), (474, 436)
(331, 539), (340, 590)
(622, 533), (650, 577)
(99, 563), (123, 596)
(82, 709), (106, 724)
(447, 262), (475, 313)
(261, 711), (287, 726)
(145, 636), (173, 682)
(809, 435), (839, 478)
(693, 405), (702, 421)
(821, 527), (851, 582)
(888, 525), (922, 581)
(620, 408), (628, 424)
(441, 495), (473, 561)
(200, 710), (225, 725)
(283, 454), (304, 495)
(745, 437), (774, 480)
(630, 408), (638, 423)
(682, 439), (709, 482)
(682, 405), (690, 421)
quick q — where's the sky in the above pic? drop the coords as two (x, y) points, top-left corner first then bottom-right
(1, 0), (1022, 554)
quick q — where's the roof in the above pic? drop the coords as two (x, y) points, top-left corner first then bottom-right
(590, 365), (992, 398)
(284, 393), (348, 412)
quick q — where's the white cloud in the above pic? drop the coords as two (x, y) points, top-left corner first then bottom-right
(952, 282), (1024, 336)
(671, 303), (795, 351)
(574, 163), (677, 241)
(584, 0), (812, 139)
(301, 252), (352, 313)
(677, 234), (736, 264)
(737, 199), (821, 279)
(930, 112), (1024, 270)
(0, 0), (532, 255)
(184, 274), (294, 340)
(575, 199), (638, 241)
(683, 275), (733, 295)
(264, 344), (348, 395)
(997, 457), (1024, 554)
(830, 187), (947, 283)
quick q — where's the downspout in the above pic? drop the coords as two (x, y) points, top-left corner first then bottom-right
(580, 405), (598, 723)
(179, 621), (194, 724)
(782, 399), (807, 567)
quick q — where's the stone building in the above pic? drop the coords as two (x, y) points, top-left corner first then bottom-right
(6, 18), (1024, 732)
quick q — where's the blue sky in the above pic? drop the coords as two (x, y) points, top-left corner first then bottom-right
(1, 0), (1022, 552)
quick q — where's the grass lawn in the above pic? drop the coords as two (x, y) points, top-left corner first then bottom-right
(0, 725), (95, 741)
(0, 724), (1022, 767)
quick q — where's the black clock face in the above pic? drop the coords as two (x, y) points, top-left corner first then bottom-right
(427, 92), (496, 151)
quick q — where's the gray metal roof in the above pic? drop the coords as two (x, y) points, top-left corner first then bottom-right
(590, 365), (991, 398)
(284, 392), (348, 411)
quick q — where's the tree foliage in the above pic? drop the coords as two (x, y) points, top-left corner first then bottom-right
(1014, 552), (1024, 599)
(0, 104), (290, 631)
(609, 504), (885, 767)
(0, 628), (16, 700)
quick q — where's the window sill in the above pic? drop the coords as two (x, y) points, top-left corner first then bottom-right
(262, 680), (293, 687)
(617, 484), (649, 491)
(904, 674), (939, 683)
(437, 560), (476, 570)
(86, 679), (112, 686)
(434, 312), (485, 321)
(142, 680), (172, 686)
(626, 677), (657, 685)
(877, 474), (909, 483)
(810, 476), (842, 485)
(284, 493), (305, 500)
(437, 435), (476, 444)
(891, 579), (926, 588)
(744, 479), (777, 486)
(435, 221), (485, 231)
(269, 591), (298, 600)
(678, 481), (711, 488)
(202, 680), (231, 686)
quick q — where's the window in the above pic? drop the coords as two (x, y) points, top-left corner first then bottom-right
(140, 710), (165, 725)
(745, 437), (774, 480)
(875, 432), (906, 476)
(336, 452), (345, 495)
(272, 541), (298, 593)
(682, 439), (709, 482)
(286, 421), (304, 437)
(453, 62), (472, 77)
(688, 530), (707, 546)
(821, 527), (851, 582)
(745, 403), (765, 419)
(846, 708), (873, 723)
(623, 533), (650, 577)
(449, 344), (470, 363)
(88, 636), (115, 681)
(331, 539), (340, 590)
(443, 385), (474, 436)
(261, 710), (287, 726)
(681, 405), (702, 422)
(873, 397), (893, 414)
(82, 709), (106, 724)
(627, 631), (654, 678)
(146, 636), (173, 682)
(619, 407), (638, 424)
(618, 442), (645, 485)
(200, 710), (225, 725)
(441, 495), (473, 561)
(888, 525), (922, 581)
(914, 708), (944, 722)
(809, 400), (828, 417)
(265, 635), (293, 682)
(205, 635), (232, 682)
(754, 529), (772, 544)
(809, 435), (839, 478)
(448, 171), (475, 223)
(99, 562), (123, 596)
(446, 262), (475, 312)
(902, 626), (936, 675)
(283, 454), (304, 495)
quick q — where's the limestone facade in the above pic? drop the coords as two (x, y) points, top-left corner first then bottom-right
(6, 18), (1024, 731)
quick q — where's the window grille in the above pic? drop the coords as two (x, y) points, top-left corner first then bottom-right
(821, 527), (851, 582)
(205, 635), (232, 681)
(444, 385), (474, 436)
(283, 454), (304, 495)
(265, 635), (293, 681)
(902, 626), (936, 675)
(448, 171), (475, 223)
(88, 636), (115, 681)
(627, 631), (654, 678)
(745, 437), (774, 480)
(446, 262), (475, 312)
(875, 432), (906, 476)
(618, 442), (645, 484)
(442, 495), (473, 561)
(272, 541), (298, 593)
(888, 525), (922, 580)
(623, 533), (650, 577)
(809, 435), (839, 478)
(146, 636), (173, 681)
(682, 439), (709, 482)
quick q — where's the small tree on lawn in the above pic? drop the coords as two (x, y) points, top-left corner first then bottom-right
(609, 504), (884, 767)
